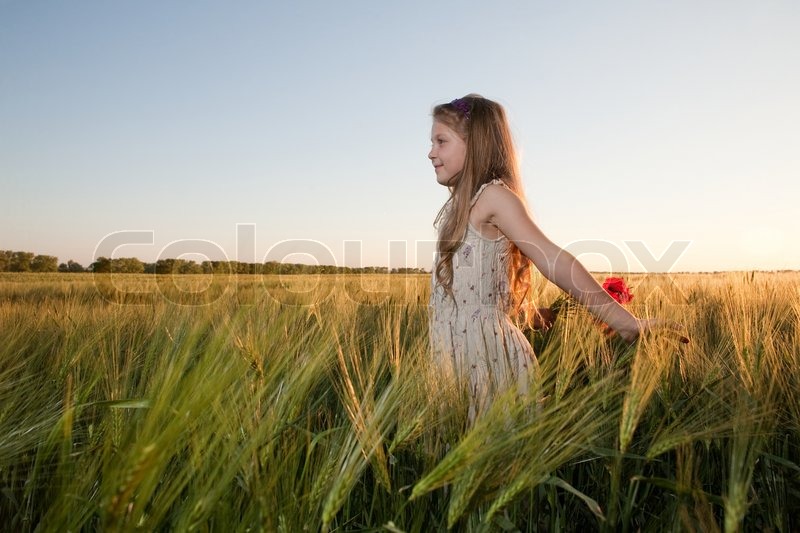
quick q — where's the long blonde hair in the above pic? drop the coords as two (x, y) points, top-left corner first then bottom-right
(433, 94), (532, 322)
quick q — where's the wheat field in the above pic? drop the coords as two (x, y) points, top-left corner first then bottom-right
(0, 271), (798, 531)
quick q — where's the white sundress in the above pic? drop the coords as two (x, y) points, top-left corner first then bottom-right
(429, 179), (536, 422)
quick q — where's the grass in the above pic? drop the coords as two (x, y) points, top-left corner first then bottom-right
(0, 271), (798, 531)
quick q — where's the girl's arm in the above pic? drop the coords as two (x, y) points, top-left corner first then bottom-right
(480, 184), (645, 341)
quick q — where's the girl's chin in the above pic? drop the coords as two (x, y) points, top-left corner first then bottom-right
(436, 175), (457, 186)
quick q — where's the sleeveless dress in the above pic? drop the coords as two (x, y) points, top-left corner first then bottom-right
(429, 179), (536, 422)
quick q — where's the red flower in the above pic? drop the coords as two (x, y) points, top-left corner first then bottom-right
(603, 277), (633, 304)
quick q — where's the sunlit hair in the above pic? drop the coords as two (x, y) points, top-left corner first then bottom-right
(432, 94), (533, 323)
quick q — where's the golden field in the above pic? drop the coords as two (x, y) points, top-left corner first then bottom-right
(0, 271), (798, 531)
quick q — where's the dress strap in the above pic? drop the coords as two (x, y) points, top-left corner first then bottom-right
(470, 178), (508, 207)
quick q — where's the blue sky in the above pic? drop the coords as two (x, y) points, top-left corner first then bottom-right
(1, 0), (798, 271)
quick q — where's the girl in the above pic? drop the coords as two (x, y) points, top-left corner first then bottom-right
(428, 94), (673, 421)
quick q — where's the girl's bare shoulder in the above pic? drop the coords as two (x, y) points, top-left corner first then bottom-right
(472, 181), (523, 212)
(468, 181), (521, 238)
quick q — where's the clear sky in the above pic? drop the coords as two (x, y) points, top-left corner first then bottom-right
(1, 0), (798, 272)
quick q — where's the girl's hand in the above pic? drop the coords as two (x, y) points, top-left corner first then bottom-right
(533, 307), (556, 330)
(619, 318), (690, 344)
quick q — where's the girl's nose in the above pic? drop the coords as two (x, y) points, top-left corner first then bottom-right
(428, 146), (435, 159)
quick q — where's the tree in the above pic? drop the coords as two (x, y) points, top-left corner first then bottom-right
(90, 257), (112, 273)
(0, 250), (12, 272)
(31, 255), (58, 272)
(67, 260), (85, 273)
(179, 261), (202, 274)
(155, 259), (176, 274)
(206, 261), (232, 274)
(263, 261), (280, 274)
(111, 257), (144, 273)
(9, 251), (34, 272)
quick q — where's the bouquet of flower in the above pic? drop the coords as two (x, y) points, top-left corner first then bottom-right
(601, 277), (634, 304)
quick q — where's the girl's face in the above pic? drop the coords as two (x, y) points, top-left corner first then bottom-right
(429, 120), (466, 186)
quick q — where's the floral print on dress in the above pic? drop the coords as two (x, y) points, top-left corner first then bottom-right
(429, 179), (537, 423)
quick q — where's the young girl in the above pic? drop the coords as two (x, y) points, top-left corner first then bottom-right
(428, 94), (671, 421)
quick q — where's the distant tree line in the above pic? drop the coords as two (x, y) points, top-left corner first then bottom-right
(0, 251), (60, 272)
(0, 251), (427, 275)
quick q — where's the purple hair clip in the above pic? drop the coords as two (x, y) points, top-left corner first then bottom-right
(450, 98), (471, 120)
